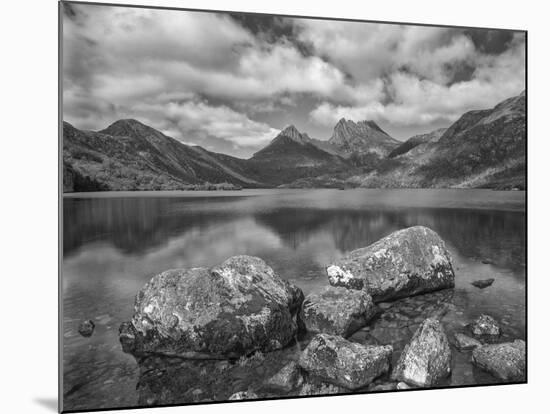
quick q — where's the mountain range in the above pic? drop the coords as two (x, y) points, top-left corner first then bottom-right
(63, 91), (526, 192)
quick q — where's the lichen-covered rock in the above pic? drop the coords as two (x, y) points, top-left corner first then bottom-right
(470, 314), (501, 338)
(392, 318), (451, 387)
(264, 361), (304, 392)
(453, 333), (482, 351)
(472, 340), (526, 381)
(78, 320), (95, 337)
(327, 226), (454, 302)
(301, 286), (377, 337)
(228, 391), (258, 400)
(298, 333), (392, 390)
(119, 255), (304, 358)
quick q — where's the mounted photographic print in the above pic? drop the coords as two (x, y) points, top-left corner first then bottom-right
(60, 1), (527, 412)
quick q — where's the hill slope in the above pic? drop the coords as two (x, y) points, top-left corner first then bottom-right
(353, 91), (526, 189)
(63, 119), (260, 192)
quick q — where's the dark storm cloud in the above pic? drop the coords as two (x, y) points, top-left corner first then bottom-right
(62, 3), (525, 157)
(462, 28), (515, 55)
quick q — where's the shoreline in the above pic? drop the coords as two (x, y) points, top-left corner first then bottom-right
(63, 187), (527, 198)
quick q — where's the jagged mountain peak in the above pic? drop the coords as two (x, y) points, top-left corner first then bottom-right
(329, 118), (398, 156)
(275, 124), (311, 145)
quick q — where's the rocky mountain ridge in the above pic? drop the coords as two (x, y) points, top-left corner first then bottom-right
(63, 91), (525, 192)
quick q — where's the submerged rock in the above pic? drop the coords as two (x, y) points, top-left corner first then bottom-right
(78, 320), (95, 337)
(119, 255), (304, 358)
(298, 333), (392, 390)
(396, 382), (411, 390)
(327, 226), (455, 302)
(453, 333), (482, 351)
(392, 318), (451, 387)
(301, 286), (377, 337)
(264, 361), (303, 392)
(472, 340), (526, 381)
(368, 381), (397, 391)
(228, 391), (258, 400)
(298, 380), (344, 396)
(471, 278), (495, 289)
(470, 314), (501, 338)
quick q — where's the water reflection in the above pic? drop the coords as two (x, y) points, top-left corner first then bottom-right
(62, 189), (526, 411)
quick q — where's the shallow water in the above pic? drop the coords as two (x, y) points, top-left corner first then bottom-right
(62, 189), (526, 410)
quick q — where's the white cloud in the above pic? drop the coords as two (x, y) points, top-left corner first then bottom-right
(132, 100), (280, 148)
(63, 4), (525, 150)
(310, 33), (525, 128)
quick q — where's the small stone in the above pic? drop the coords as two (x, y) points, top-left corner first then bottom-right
(298, 381), (344, 396)
(264, 361), (303, 392)
(472, 340), (525, 381)
(471, 278), (495, 289)
(228, 391), (258, 400)
(453, 333), (482, 351)
(470, 314), (501, 338)
(78, 320), (95, 337)
(368, 382), (396, 391)
(481, 258), (495, 265)
(397, 382), (411, 390)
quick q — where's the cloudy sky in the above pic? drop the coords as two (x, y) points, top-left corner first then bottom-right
(62, 3), (525, 158)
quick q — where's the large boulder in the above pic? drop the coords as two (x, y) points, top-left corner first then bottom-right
(119, 255), (304, 358)
(300, 286), (377, 337)
(298, 333), (392, 390)
(392, 318), (452, 387)
(327, 226), (455, 302)
(472, 340), (526, 381)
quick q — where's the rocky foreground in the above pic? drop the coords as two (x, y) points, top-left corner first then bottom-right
(117, 225), (526, 404)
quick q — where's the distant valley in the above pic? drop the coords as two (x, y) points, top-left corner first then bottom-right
(63, 91), (526, 192)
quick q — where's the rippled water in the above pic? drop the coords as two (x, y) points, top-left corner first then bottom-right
(62, 189), (526, 411)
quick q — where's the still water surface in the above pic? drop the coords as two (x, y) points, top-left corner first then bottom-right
(62, 189), (526, 410)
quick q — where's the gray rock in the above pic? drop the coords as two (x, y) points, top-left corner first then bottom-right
(327, 226), (455, 302)
(471, 278), (495, 289)
(301, 286), (377, 337)
(392, 318), (452, 387)
(298, 381), (344, 396)
(368, 381), (397, 391)
(453, 333), (482, 351)
(78, 320), (95, 337)
(396, 382), (411, 390)
(298, 333), (392, 390)
(470, 314), (501, 338)
(472, 340), (526, 381)
(119, 255), (304, 358)
(264, 361), (303, 392)
(228, 391), (258, 400)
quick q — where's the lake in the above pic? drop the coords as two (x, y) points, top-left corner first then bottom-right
(62, 189), (526, 410)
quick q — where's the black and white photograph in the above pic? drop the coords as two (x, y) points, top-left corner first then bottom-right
(60, 1), (526, 412)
